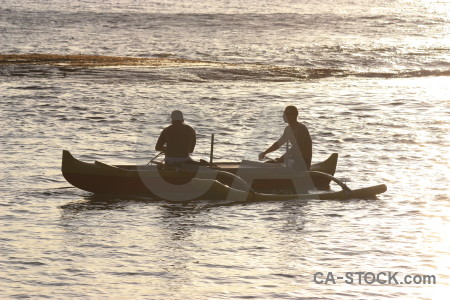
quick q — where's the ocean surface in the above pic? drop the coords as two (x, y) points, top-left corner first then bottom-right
(1, 0), (449, 298)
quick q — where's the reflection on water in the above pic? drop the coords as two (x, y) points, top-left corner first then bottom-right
(58, 194), (227, 298)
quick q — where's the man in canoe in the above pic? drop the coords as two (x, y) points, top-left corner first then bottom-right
(155, 110), (196, 164)
(258, 105), (312, 170)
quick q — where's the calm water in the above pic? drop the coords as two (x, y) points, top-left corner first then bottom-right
(1, 0), (449, 298)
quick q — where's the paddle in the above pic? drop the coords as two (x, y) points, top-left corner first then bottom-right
(147, 151), (164, 165)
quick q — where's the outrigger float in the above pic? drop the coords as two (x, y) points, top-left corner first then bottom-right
(61, 150), (386, 202)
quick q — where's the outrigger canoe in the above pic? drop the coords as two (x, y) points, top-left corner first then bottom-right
(61, 150), (386, 201)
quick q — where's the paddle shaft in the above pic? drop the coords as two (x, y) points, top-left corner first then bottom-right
(147, 151), (164, 165)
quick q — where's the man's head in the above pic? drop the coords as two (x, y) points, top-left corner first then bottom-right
(171, 110), (184, 124)
(283, 106), (298, 123)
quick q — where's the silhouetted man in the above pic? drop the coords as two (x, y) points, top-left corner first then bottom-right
(156, 110), (196, 164)
(258, 106), (312, 170)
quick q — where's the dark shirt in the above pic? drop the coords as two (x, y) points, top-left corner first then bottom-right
(277, 122), (312, 169)
(155, 123), (196, 158)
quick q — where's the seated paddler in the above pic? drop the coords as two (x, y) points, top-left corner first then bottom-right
(258, 105), (312, 170)
(155, 110), (196, 165)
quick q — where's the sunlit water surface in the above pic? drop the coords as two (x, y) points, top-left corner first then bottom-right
(1, 77), (449, 299)
(1, 0), (450, 298)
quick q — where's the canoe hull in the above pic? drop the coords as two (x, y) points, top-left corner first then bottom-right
(61, 150), (338, 196)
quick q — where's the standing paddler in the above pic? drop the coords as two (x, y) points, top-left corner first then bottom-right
(258, 105), (312, 170)
(155, 110), (197, 165)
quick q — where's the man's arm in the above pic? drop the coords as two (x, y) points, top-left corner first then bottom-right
(258, 142), (281, 160)
(189, 129), (196, 154)
(155, 129), (166, 152)
(258, 127), (288, 160)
